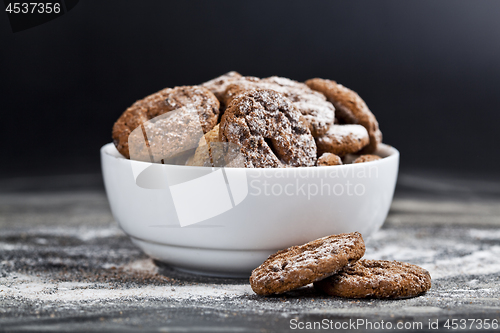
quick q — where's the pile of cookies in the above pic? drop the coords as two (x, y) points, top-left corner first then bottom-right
(250, 232), (431, 299)
(112, 72), (383, 167)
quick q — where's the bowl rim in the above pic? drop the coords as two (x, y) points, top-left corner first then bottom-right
(101, 142), (399, 171)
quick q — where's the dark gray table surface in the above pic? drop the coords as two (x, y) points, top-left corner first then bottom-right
(1, 171), (500, 332)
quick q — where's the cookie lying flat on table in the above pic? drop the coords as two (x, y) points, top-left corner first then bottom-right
(314, 259), (431, 299)
(250, 232), (365, 296)
(305, 78), (382, 153)
(315, 124), (369, 156)
(317, 153), (343, 166)
(219, 89), (317, 168)
(354, 154), (381, 163)
(112, 86), (220, 159)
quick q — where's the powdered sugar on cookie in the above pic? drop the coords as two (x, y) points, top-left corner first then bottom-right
(250, 232), (365, 295)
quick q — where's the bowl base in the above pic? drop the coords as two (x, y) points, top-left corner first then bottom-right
(130, 237), (275, 278)
(171, 266), (249, 278)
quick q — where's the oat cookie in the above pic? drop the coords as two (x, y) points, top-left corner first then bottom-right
(354, 154), (381, 164)
(314, 259), (431, 299)
(306, 78), (382, 153)
(223, 76), (335, 137)
(250, 232), (365, 296)
(112, 86), (220, 159)
(317, 153), (343, 166)
(316, 125), (369, 156)
(220, 89), (317, 168)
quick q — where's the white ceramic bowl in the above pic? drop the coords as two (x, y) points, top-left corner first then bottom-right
(101, 143), (399, 277)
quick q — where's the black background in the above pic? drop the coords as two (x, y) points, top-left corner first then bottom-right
(1, 0), (499, 178)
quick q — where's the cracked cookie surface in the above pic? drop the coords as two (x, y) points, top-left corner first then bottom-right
(250, 232), (365, 295)
(222, 76), (335, 137)
(219, 89), (317, 168)
(306, 78), (382, 153)
(112, 86), (219, 159)
(314, 259), (432, 299)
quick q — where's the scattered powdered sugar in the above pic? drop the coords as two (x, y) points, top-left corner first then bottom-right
(77, 227), (125, 241)
(0, 261), (253, 302)
(366, 227), (500, 280)
(0, 225), (124, 242)
(469, 229), (500, 240)
(420, 246), (500, 279)
(0, 242), (31, 251)
(1, 278), (252, 302)
(121, 259), (159, 275)
(364, 245), (437, 262)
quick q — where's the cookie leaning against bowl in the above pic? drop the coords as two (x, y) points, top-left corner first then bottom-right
(305, 78), (382, 154)
(314, 259), (432, 299)
(219, 88), (317, 168)
(112, 86), (220, 159)
(250, 232), (365, 296)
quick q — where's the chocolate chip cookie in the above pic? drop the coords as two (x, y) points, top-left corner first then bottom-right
(305, 78), (382, 153)
(201, 71), (243, 107)
(250, 232), (365, 296)
(223, 76), (335, 137)
(354, 154), (382, 163)
(219, 89), (317, 168)
(314, 259), (432, 299)
(317, 153), (343, 166)
(112, 86), (220, 159)
(315, 124), (370, 156)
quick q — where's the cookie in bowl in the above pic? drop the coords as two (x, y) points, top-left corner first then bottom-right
(219, 89), (317, 168)
(102, 72), (398, 276)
